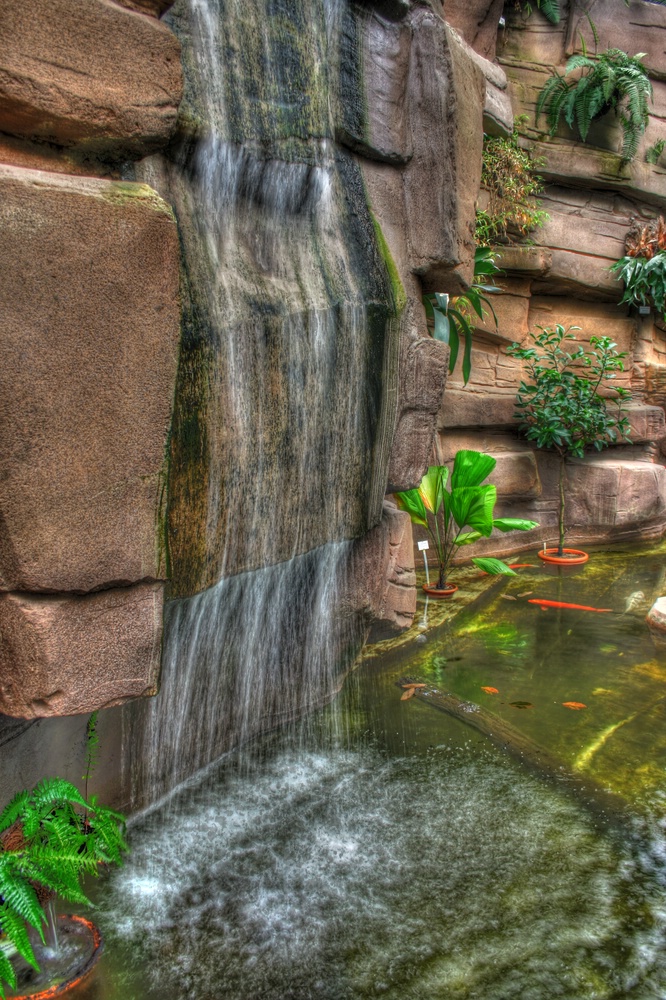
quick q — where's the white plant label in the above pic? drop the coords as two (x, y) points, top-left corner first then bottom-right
(417, 540), (429, 551)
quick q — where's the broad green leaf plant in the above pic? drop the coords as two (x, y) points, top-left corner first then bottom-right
(0, 778), (128, 998)
(395, 450), (538, 589)
(507, 325), (631, 556)
(536, 48), (653, 162)
(423, 248), (502, 385)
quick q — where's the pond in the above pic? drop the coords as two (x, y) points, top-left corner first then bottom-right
(80, 542), (666, 999)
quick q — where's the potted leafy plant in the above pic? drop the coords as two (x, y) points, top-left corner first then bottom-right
(0, 777), (128, 998)
(506, 325), (631, 565)
(536, 48), (652, 162)
(395, 450), (539, 596)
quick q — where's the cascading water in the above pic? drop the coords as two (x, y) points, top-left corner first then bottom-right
(126, 0), (396, 804)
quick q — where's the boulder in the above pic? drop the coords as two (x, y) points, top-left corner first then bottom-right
(352, 503), (416, 642)
(0, 584), (163, 719)
(647, 596), (666, 633)
(338, 6), (412, 164)
(404, 15), (484, 293)
(0, 165), (181, 594)
(0, 0), (182, 157)
(444, 0), (505, 60)
(387, 336), (450, 491)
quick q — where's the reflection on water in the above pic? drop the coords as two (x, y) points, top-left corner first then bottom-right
(88, 542), (666, 1000)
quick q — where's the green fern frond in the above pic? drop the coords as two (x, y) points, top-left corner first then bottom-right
(0, 947), (17, 999)
(0, 793), (29, 835)
(0, 904), (38, 971)
(0, 858), (44, 935)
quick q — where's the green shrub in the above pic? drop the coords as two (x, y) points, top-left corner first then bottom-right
(507, 325), (631, 555)
(475, 125), (549, 246)
(536, 48), (653, 162)
(610, 217), (666, 321)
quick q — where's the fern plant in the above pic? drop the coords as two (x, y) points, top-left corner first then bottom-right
(514, 0), (560, 22)
(0, 778), (127, 998)
(424, 248), (502, 385)
(536, 48), (653, 162)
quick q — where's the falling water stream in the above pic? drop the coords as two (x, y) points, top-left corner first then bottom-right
(126, 0), (393, 803)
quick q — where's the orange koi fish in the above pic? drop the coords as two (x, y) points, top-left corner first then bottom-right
(527, 599), (613, 613)
(562, 701), (587, 710)
(401, 688), (415, 701)
(481, 686), (499, 695)
(401, 683), (426, 689)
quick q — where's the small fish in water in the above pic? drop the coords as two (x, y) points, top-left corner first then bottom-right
(562, 701), (587, 710)
(528, 599), (613, 613)
(510, 701), (533, 709)
(481, 686), (499, 694)
(517, 591), (533, 598)
(401, 683), (426, 689)
(500, 594), (517, 601)
(622, 590), (645, 615)
(401, 688), (415, 701)
(592, 687), (614, 696)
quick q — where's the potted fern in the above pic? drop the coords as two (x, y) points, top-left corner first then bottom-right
(395, 450), (538, 596)
(0, 778), (127, 998)
(536, 48), (652, 162)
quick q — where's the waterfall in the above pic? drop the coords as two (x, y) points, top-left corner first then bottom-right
(126, 0), (394, 806)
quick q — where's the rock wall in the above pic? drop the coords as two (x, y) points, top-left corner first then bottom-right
(0, 0), (486, 812)
(432, 0), (666, 561)
(0, 3), (182, 720)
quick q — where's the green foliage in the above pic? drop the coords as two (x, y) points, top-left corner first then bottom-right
(611, 252), (666, 321)
(506, 325), (631, 551)
(395, 450), (538, 589)
(423, 248), (502, 385)
(476, 124), (549, 246)
(0, 778), (127, 998)
(536, 48), (653, 162)
(610, 219), (666, 321)
(512, 0), (561, 23)
(646, 138), (665, 164)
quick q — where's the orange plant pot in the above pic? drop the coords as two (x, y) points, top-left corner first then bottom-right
(8, 916), (102, 1000)
(537, 548), (589, 566)
(422, 583), (458, 598)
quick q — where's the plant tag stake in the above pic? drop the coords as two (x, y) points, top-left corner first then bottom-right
(417, 540), (430, 585)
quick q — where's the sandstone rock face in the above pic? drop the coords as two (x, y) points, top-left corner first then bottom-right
(0, 0), (182, 157)
(405, 15), (484, 293)
(388, 335), (451, 491)
(352, 503), (416, 641)
(111, 0), (175, 15)
(0, 584), (163, 718)
(0, 165), (181, 596)
(444, 0), (504, 60)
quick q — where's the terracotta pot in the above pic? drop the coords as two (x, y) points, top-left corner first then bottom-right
(8, 915), (102, 999)
(422, 583), (458, 597)
(537, 548), (589, 566)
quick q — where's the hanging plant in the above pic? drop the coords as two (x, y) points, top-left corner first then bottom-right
(423, 248), (502, 385)
(475, 122), (549, 247)
(610, 217), (666, 321)
(536, 48), (653, 162)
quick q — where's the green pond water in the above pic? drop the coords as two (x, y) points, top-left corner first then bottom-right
(72, 542), (666, 999)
